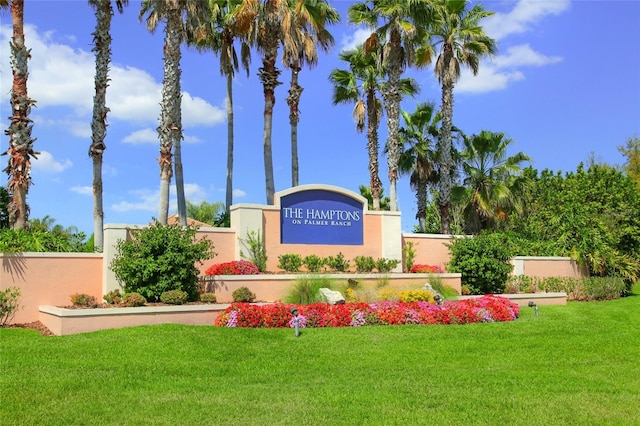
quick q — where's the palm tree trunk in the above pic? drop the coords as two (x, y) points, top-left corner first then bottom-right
(258, 51), (281, 205)
(383, 28), (403, 212)
(416, 177), (427, 233)
(438, 74), (454, 235)
(6, 0), (35, 230)
(225, 72), (234, 215)
(366, 87), (381, 211)
(89, 0), (112, 251)
(287, 64), (302, 187)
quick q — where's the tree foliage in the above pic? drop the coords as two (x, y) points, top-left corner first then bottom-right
(109, 222), (215, 302)
(618, 134), (640, 190)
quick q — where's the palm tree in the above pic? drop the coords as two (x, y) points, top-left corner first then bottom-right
(429, 0), (496, 234)
(234, 0), (289, 205)
(453, 130), (530, 234)
(359, 184), (390, 211)
(140, 0), (206, 226)
(88, 0), (128, 251)
(282, 0), (339, 187)
(189, 0), (251, 217)
(398, 102), (440, 233)
(348, 0), (431, 212)
(2, 0), (37, 230)
(329, 46), (384, 210)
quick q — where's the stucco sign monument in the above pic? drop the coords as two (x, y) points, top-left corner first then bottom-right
(280, 187), (364, 245)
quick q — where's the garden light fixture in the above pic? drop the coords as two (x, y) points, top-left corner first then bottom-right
(290, 306), (300, 337)
(528, 301), (539, 317)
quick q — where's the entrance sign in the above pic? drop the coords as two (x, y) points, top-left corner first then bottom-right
(280, 189), (364, 245)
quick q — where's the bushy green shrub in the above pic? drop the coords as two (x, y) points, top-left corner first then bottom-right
(122, 292), (146, 307)
(354, 256), (376, 273)
(278, 254), (303, 272)
(325, 252), (350, 272)
(0, 286), (21, 326)
(200, 292), (217, 303)
(303, 255), (325, 272)
(160, 290), (188, 305)
(284, 276), (335, 304)
(402, 241), (416, 272)
(0, 229), (92, 253)
(447, 233), (514, 295)
(375, 258), (400, 273)
(109, 222), (215, 302)
(239, 230), (267, 272)
(103, 289), (122, 305)
(232, 287), (256, 303)
(70, 293), (98, 307)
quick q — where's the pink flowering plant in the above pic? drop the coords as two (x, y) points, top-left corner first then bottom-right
(409, 264), (445, 273)
(213, 295), (519, 328)
(205, 260), (260, 276)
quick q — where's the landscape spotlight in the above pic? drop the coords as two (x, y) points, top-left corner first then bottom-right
(434, 294), (443, 306)
(528, 301), (539, 317)
(290, 306), (300, 337)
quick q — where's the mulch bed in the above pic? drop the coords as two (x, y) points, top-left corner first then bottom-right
(4, 321), (55, 336)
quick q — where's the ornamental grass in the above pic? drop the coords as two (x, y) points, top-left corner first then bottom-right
(214, 295), (519, 328)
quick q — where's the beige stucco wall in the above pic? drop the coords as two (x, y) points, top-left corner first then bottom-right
(402, 233), (467, 270)
(1, 253), (102, 324)
(510, 256), (588, 278)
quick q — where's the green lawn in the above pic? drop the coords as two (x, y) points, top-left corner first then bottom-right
(1, 287), (639, 425)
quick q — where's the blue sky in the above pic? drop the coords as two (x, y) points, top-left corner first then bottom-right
(1, 0), (639, 236)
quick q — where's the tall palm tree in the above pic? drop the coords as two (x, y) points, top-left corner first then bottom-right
(234, 0), (289, 205)
(453, 130), (530, 234)
(2, 0), (37, 230)
(88, 0), (128, 251)
(140, 0), (206, 225)
(189, 0), (251, 217)
(329, 46), (384, 210)
(282, 0), (339, 187)
(398, 102), (440, 233)
(348, 0), (431, 212)
(429, 0), (496, 234)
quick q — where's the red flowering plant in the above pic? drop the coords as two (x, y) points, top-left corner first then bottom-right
(214, 295), (520, 328)
(410, 264), (445, 274)
(205, 260), (259, 276)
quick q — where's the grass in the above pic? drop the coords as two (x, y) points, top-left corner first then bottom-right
(1, 286), (639, 425)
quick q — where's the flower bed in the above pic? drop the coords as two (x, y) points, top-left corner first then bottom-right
(214, 295), (520, 328)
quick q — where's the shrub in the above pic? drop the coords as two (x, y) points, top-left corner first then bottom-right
(239, 230), (267, 272)
(0, 286), (21, 326)
(284, 276), (335, 305)
(160, 290), (188, 305)
(103, 289), (122, 305)
(326, 252), (350, 272)
(397, 289), (435, 303)
(447, 233), (514, 295)
(205, 260), (259, 276)
(410, 264), (445, 274)
(402, 241), (417, 272)
(375, 258), (400, 273)
(232, 287), (256, 303)
(278, 254), (303, 272)
(303, 255), (325, 273)
(109, 222), (215, 302)
(70, 293), (98, 308)
(354, 256), (375, 273)
(200, 292), (217, 303)
(122, 292), (146, 307)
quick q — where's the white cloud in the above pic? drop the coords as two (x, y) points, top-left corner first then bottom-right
(483, 0), (571, 41)
(456, 66), (525, 94)
(71, 185), (93, 196)
(111, 189), (158, 212)
(122, 128), (157, 144)
(233, 189), (246, 198)
(493, 44), (562, 68)
(32, 151), (73, 172)
(0, 24), (225, 133)
(340, 28), (372, 52)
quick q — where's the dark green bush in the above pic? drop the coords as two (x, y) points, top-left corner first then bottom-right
(303, 255), (325, 272)
(109, 222), (215, 302)
(70, 293), (98, 307)
(232, 287), (256, 303)
(160, 290), (188, 305)
(278, 254), (303, 272)
(200, 292), (217, 303)
(447, 233), (514, 295)
(354, 256), (376, 273)
(122, 292), (146, 307)
(325, 252), (350, 272)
